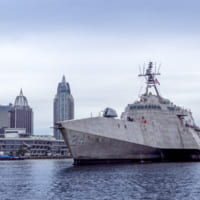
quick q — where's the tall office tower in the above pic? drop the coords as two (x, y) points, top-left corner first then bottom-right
(0, 104), (12, 128)
(54, 76), (74, 140)
(10, 89), (33, 135)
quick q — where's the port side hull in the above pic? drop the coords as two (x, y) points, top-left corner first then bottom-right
(73, 149), (200, 165)
(74, 149), (200, 165)
(61, 128), (200, 165)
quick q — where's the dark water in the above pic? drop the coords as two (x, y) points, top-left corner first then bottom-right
(0, 159), (200, 200)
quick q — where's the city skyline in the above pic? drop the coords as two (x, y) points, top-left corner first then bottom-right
(1, 0), (200, 134)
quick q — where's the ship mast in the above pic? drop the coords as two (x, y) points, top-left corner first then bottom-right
(138, 62), (161, 96)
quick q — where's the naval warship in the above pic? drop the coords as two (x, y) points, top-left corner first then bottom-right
(58, 62), (200, 165)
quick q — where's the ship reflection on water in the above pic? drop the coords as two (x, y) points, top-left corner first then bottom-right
(0, 159), (200, 200)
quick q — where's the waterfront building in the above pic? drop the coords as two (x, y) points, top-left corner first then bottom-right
(0, 104), (12, 129)
(0, 135), (70, 157)
(53, 76), (74, 140)
(10, 89), (33, 135)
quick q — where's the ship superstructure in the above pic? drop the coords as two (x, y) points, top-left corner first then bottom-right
(59, 62), (200, 165)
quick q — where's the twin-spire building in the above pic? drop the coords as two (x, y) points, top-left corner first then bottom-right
(53, 76), (74, 140)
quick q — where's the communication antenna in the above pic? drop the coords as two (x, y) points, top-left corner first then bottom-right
(139, 65), (142, 74)
(143, 64), (145, 75)
(138, 85), (143, 98)
(158, 64), (161, 73)
(138, 61), (161, 96)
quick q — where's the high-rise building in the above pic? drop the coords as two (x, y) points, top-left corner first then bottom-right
(0, 104), (12, 129)
(10, 89), (33, 135)
(54, 76), (74, 140)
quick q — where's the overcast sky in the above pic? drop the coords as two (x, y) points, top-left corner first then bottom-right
(1, 0), (200, 134)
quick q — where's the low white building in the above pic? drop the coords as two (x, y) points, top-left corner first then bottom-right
(0, 133), (71, 158)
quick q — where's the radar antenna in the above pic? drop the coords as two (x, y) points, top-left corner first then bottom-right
(138, 62), (161, 96)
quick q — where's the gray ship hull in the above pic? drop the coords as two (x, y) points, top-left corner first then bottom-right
(59, 117), (200, 165)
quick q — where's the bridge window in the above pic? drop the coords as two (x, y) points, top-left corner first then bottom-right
(167, 107), (175, 111)
(157, 106), (161, 110)
(137, 105), (144, 109)
(130, 106), (136, 110)
(129, 105), (162, 110)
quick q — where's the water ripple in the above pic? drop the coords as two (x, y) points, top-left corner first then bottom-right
(0, 160), (200, 200)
